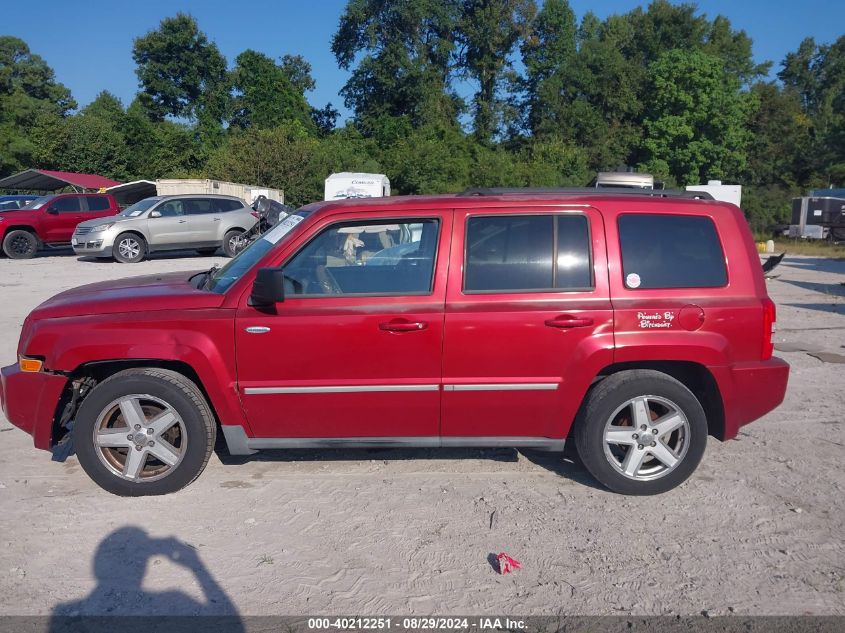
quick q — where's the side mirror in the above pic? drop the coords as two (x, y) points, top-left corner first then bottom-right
(250, 267), (285, 305)
(46, 207), (59, 215)
(149, 210), (162, 218)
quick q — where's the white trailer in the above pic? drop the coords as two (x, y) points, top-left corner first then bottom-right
(155, 179), (284, 205)
(324, 173), (390, 201)
(686, 180), (742, 206)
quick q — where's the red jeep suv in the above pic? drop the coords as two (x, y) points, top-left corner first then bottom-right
(0, 190), (789, 496)
(0, 193), (120, 258)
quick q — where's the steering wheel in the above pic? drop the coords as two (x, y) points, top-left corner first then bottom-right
(315, 265), (342, 294)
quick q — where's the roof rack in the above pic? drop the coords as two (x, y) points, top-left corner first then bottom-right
(458, 187), (714, 200)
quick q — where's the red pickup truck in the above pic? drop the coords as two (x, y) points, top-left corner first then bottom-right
(0, 193), (120, 258)
(1, 189), (789, 496)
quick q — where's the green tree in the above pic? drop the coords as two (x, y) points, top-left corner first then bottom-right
(0, 36), (75, 176)
(455, 0), (536, 141)
(519, 0), (577, 137)
(122, 98), (204, 179)
(206, 123), (323, 206)
(230, 50), (314, 131)
(779, 36), (845, 185)
(132, 13), (229, 129)
(332, 0), (462, 129)
(32, 107), (130, 180)
(640, 49), (753, 185)
(280, 54), (316, 94)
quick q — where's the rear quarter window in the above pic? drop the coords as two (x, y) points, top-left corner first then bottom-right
(618, 214), (727, 289)
(85, 196), (111, 211)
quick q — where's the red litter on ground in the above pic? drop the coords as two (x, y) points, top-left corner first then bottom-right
(497, 553), (521, 575)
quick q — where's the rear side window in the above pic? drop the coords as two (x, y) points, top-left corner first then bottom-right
(51, 196), (81, 213)
(618, 214), (727, 289)
(464, 214), (592, 292)
(185, 199), (214, 215)
(85, 196), (110, 211)
(217, 199), (243, 212)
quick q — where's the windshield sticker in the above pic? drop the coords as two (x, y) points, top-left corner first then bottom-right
(128, 209), (145, 217)
(638, 311), (675, 329)
(626, 273), (641, 288)
(262, 214), (304, 244)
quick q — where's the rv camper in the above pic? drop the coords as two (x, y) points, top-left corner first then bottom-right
(324, 173), (391, 201)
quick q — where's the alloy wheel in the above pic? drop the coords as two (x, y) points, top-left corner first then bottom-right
(92, 394), (187, 482)
(602, 395), (690, 481)
(118, 237), (141, 260)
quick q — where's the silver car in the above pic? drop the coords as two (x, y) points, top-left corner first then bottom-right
(72, 194), (258, 263)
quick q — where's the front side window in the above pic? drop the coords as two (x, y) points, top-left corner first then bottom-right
(283, 218), (440, 296)
(156, 200), (185, 217)
(51, 196), (82, 213)
(464, 214), (592, 292)
(618, 214), (727, 289)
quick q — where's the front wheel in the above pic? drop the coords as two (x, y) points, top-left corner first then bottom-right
(73, 368), (216, 496)
(113, 233), (146, 263)
(222, 229), (244, 258)
(2, 229), (39, 259)
(573, 370), (707, 495)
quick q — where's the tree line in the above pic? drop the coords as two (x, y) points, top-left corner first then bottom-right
(1, 0), (842, 231)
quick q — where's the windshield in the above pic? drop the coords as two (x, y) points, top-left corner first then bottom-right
(119, 197), (161, 217)
(22, 196), (54, 210)
(205, 211), (312, 293)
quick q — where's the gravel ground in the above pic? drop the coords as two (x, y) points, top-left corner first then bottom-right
(0, 250), (843, 618)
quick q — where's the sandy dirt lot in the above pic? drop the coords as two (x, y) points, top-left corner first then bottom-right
(0, 250), (843, 618)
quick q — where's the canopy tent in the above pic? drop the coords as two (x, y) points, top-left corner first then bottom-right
(105, 180), (157, 206)
(0, 169), (121, 192)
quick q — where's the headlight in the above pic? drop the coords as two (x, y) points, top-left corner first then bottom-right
(90, 223), (115, 232)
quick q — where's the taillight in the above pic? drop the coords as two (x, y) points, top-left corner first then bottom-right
(761, 298), (776, 360)
(250, 211), (260, 219)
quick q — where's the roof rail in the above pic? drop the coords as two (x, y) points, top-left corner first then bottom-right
(458, 187), (714, 200)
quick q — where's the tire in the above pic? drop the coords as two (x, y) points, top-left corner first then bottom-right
(196, 247), (218, 256)
(113, 232), (146, 263)
(573, 370), (707, 495)
(73, 368), (216, 496)
(222, 229), (244, 258)
(2, 229), (39, 259)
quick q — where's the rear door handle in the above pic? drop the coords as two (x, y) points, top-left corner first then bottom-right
(545, 315), (594, 329)
(178, 220), (187, 223)
(379, 319), (428, 332)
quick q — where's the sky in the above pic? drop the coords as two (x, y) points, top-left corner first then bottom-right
(3, 0), (843, 121)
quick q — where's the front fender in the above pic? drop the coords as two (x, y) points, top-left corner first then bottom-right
(24, 310), (250, 433)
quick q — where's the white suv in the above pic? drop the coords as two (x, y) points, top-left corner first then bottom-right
(72, 195), (258, 263)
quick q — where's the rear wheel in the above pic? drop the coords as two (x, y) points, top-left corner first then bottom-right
(222, 229), (244, 258)
(2, 229), (39, 259)
(113, 232), (146, 263)
(573, 370), (707, 495)
(73, 368), (216, 496)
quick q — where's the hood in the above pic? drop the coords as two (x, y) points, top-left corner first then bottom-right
(30, 271), (225, 320)
(77, 215), (133, 229)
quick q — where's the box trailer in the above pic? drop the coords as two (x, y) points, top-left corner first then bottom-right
(155, 179), (284, 205)
(324, 173), (390, 201)
(789, 193), (845, 240)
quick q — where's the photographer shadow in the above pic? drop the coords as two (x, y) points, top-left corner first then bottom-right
(50, 526), (243, 633)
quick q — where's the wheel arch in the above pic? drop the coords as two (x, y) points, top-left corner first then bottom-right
(52, 358), (227, 448)
(587, 360), (726, 440)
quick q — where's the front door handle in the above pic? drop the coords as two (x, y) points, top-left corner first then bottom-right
(379, 319), (428, 332)
(178, 219), (187, 223)
(545, 315), (594, 329)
